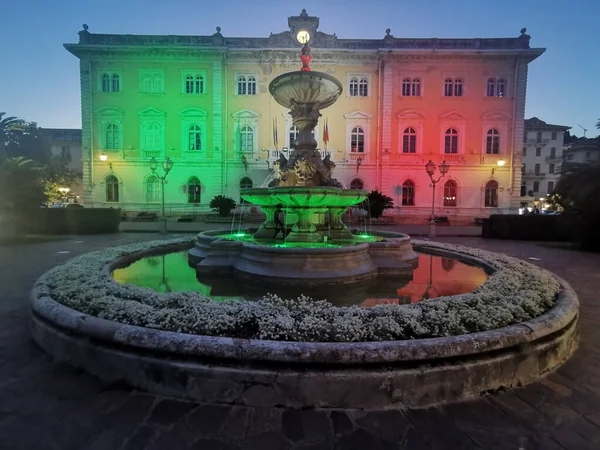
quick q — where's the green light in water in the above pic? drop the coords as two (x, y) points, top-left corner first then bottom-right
(359, 234), (371, 238)
(234, 233), (246, 237)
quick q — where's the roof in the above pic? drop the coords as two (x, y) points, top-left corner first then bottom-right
(524, 117), (571, 131)
(66, 10), (540, 54)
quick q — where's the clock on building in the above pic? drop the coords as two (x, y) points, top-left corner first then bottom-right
(296, 29), (311, 44)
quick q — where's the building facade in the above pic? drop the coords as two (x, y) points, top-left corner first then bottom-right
(521, 117), (570, 198)
(563, 137), (600, 165)
(41, 128), (84, 201)
(65, 10), (544, 223)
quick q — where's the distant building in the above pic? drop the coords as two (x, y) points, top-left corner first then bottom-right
(41, 128), (83, 202)
(64, 10), (545, 223)
(562, 137), (600, 165)
(521, 117), (570, 198)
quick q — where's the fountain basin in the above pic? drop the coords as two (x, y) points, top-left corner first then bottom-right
(269, 71), (343, 110)
(240, 186), (367, 208)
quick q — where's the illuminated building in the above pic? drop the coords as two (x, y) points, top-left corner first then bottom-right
(65, 10), (544, 223)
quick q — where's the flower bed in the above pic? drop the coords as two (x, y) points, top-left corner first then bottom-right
(38, 237), (561, 343)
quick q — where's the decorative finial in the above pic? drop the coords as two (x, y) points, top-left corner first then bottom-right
(386, 28), (391, 36)
(216, 26), (221, 33)
(82, 24), (89, 31)
(520, 27), (527, 35)
(300, 8), (308, 17)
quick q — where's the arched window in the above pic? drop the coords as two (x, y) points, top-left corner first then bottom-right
(105, 124), (119, 149)
(185, 75), (194, 93)
(402, 180), (415, 206)
(146, 176), (160, 203)
(188, 125), (201, 150)
(350, 179), (364, 190)
(185, 75), (204, 94)
(237, 76), (246, 95)
(411, 78), (421, 96)
(444, 78), (462, 96)
(289, 125), (299, 149)
(188, 177), (201, 204)
(142, 74), (152, 93)
(402, 127), (416, 153)
(351, 127), (365, 153)
(443, 180), (457, 207)
(101, 73), (110, 92)
(486, 129), (500, 154)
(240, 125), (254, 152)
(359, 78), (368, 96)
(145, 123), (161, 150)
(247, 76), (257, 95)
(487, 78), (496, 97)
(105, 175), (119, 203)
(111, 74), (120, 92)
(239, 177), (253, 204)
(485, 180), (499, 207)
(402, 78), (412, 96)
(444, 128), (458, 154)
(152, 74), (162, 93)
(497, 78), (505, 97)
(349, 77), (359, 96)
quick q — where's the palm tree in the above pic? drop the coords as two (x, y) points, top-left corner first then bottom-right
(0, 112), (24, 158)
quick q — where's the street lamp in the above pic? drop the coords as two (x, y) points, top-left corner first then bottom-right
(425, 160), (450, 238)
(58, 187), (70, 204)
(149, 157), (174, 234)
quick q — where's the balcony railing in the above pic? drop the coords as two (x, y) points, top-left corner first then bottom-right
(143, 151), (162, 159)
(525, 138), (550, 146)
(441, 154), (467, 163)
(522, 171), (546, 178)
(263, 148), (336, 162)
(347, 152), (366, 162)
(545, 156), (561, 163)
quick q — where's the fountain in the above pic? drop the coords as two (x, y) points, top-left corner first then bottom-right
(188, 38), (418, 286)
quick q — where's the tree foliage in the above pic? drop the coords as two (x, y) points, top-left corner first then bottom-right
(359, 190), (394, 219)
(210, 195), (236, 217)
(0, 156), (47, 214)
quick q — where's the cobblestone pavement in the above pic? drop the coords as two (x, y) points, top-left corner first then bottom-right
(1, 232), (600, 449)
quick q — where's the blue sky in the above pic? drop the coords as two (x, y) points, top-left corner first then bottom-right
(2, 0), (598, 137)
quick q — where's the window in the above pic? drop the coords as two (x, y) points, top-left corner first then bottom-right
(146, 176), (160, 203)
(105, 175), (119, 202)
(486, 78), (505, 97)
(144, 123), (162, 150)
(486, 129), (500, 154)
(401, 78), (421, 96)
(188, 125), (201, 150)
(111, 74), (120, 93)
(523, 147), (527, 157)
(289, 125), (299, 149)
(349, 76), (368, 97)
(484, 181), (499, 207)
(61, 146), (71, 160)
(236, 75), (256, 95)
(549, 164), (555, 174)
(441, 258), (456, 272)
(523, 133), (528, 143)
(140, 70), (163, 94)
(239, 177), (253, 203)
(187, 177), (201, 204)
(402, 127), (416, 153)
(520, 185), (527, 197)
(534, 163), (540, 175)
(550, 147), (556, 158)
(443, 180), (457, 206)
(351, 127), (365, 152)
(551, 131), (557, 140)
(533, 181), (539, 192)
(240, 125), (254, 152)
(444, 128), (458, 154)
(350, 179), (364, 190)
(536, 132), (542, 143)
(444, 78), (463, 97)
(105, 124), (119, 149)
(535, 147), (541, 157)
(401, 180), (415, 206)
(547, 181), (554, 193)
(100, 72), (120, 92)
(184, 74), (204, 94)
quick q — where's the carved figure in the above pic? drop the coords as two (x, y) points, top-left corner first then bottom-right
(294, 158), (317, 181)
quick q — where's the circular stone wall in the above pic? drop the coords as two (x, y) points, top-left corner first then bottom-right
(29, 238), (579, 409)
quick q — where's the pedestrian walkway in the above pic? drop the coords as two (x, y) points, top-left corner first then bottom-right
(1, 234), (599, 449)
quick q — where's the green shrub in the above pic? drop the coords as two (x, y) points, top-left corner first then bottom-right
(359, 190), (393, 219)
(210, 195), (236, 217)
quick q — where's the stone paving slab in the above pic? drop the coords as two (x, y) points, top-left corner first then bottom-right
(1, 232), (599, 449)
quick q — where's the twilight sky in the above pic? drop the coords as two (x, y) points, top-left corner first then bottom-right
(2, 0), (598, 137)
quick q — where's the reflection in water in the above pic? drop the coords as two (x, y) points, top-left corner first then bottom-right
(112, 251), (488, 307)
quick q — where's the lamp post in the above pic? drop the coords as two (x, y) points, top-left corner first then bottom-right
(425, 160), (450, 238)
(149, 157), (174, 234)
(58, 187), (70, 204)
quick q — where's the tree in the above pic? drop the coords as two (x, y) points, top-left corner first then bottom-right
(3, 121), (51, 163)
(210, 195), (236, 217)
(554, 161), (600, 251)
(0, 112), (24, 158)
(359, 190), (394, 219)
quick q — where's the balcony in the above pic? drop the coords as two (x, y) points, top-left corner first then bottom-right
(525, 139), (550, 146)
(143, 151), (162, 159)
(346, 152), (366, 163)
(545, 155), (561, 163)
(522, 171), (546, 179)
(263, 148), (337, 163)
(441, 154), (467, 164)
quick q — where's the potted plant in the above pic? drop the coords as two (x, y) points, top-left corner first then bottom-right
(359, 190), (394, 219)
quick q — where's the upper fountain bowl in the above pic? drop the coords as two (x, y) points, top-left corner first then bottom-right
(269, 71), (343, 110)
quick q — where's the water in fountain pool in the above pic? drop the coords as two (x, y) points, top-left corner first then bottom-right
(112, 250), (488, 307)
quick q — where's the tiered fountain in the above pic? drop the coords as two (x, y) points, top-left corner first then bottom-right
(188, 39), (418, 286)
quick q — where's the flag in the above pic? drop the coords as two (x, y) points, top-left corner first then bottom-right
(323, 118), (329, 148)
